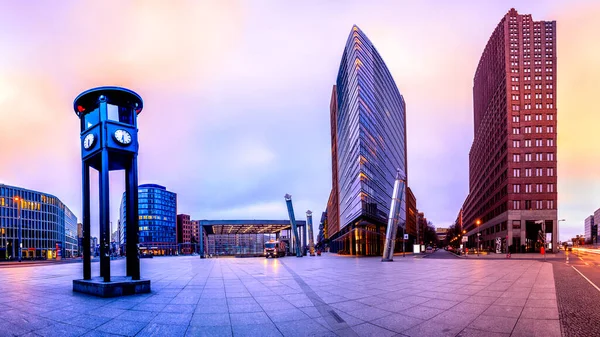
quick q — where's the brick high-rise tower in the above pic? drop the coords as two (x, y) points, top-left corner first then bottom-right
(462, 8), (558, 253)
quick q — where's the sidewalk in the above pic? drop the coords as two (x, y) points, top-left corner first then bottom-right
(456, 251), (563, 260)
(0, 258), (82, 268)
(0, 254), (561, 336)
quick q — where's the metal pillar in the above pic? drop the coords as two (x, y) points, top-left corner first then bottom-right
(99, 149), (111, 282)
(382, 170), (405, 262)
(17, 199), (21, 262)
(284, 194), (302, 257)
(126, 156), (140, 280)
(307, 210), (315, 256)
(302, 221), (307, 255)
(82, 163), (91, 280)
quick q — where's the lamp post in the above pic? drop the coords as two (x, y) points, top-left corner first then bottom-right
(558, 219), (566, 252)
(14, 196), (22, 262)
(476, 219), (481, 257)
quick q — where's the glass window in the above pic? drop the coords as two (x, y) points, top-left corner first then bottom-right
(107, 104), (133, 125)
(84, 108), (99, 130)
(107, 104), (120, 121)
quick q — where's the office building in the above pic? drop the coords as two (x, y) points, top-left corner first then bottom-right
(461, 8), (558, 253)
(0, 184), (77, 260)
(77, 222), (83, 256)
(406, 187), (417, 245)
(120, 184), (177, 256)
(177, 214), (197, 254)
(326, 25), (408, 255)
(587, 212), (599, 244)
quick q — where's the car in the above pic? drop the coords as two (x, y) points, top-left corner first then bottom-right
(426, 246), (433, 253)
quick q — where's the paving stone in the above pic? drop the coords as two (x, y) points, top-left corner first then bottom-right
(96, 319), (147, 336)
(185, 325), (233, 337)
(482, 305), (523, 318)
(370, 313), (424, 333)
(468, 315), (518, 334)
(190, 313), (231, 327)
(512, 318), (561, 337)
(231, 323), (283, 337)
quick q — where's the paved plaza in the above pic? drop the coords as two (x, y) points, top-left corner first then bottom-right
(0, 253), (561, 337)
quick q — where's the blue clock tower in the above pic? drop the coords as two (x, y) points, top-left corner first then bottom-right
(73, 86), (150, 297)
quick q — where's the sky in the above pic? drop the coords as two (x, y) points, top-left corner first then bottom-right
(0, 0), (598, 241)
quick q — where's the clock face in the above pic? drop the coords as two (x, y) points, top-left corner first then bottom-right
(83, 133), (95, 150)
(114, 129), (132, 145)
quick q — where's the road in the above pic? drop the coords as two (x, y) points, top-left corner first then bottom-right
(422, 248), (459, 259)
(551, 248), (600, 337)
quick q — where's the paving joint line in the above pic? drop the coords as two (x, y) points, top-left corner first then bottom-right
(279, 259), (358, 336)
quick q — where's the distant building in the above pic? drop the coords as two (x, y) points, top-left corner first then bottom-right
(436, 228), (449, 242)
(0, 184), (78, 260)
(585, 214), (597, 244)
(417, 212), (428, 245)
(120, 184), (177, 256)
(177, 214), (197, 254)
(77, 223), (83, 256)
(91, 237), (98, 256)
(406, 187), (417, 241)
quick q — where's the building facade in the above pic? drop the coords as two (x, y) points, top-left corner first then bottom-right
(461, 8), (558, 253)
(0, 184), (77, 260)
(587, 212), (599, 244)
(406, 187), (417, 238)
(327, 25), (408, 256)
(177, 214), (198, 254)
(436, 228), (449, 242)
(77, 222), (83, 256)
(120, 184), (177, 256)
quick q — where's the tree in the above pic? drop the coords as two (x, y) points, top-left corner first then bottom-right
(423, 221), (438, 246)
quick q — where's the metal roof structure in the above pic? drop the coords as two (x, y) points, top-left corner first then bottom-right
(199, 220), (306, 235)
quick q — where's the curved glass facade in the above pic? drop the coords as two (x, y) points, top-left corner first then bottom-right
(120, 184), (177, 255)
(0, 184), (78, 260)
(329, 25), (407, 255)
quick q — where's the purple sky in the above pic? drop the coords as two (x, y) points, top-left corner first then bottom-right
(0, 0), (598, 241)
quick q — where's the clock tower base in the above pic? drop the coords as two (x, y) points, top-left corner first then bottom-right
(73, 277), (151, 298)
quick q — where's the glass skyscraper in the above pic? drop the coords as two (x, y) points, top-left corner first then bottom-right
(0, 184), (78, 260)
(120, 184), (177, 256)
(327, 25), (407, 255)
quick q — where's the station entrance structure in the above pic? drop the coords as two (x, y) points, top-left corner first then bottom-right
(198, 220), (308, 257)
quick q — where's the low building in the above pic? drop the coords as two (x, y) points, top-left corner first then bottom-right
(177, 214), (197, 254)
(0, 184), (78, 260)
(198, 220), (307, 257)
(436, 227), (449, 242)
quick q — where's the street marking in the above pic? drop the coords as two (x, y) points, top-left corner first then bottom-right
(572, 265), (600, 293)
(579, 257), (584, 261)
(585, 262), (590, 266)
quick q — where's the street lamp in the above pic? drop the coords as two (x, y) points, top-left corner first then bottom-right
(13, 196), (22, 262)
(558, 219), (566, 252)
(476, 219), (481, 256)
